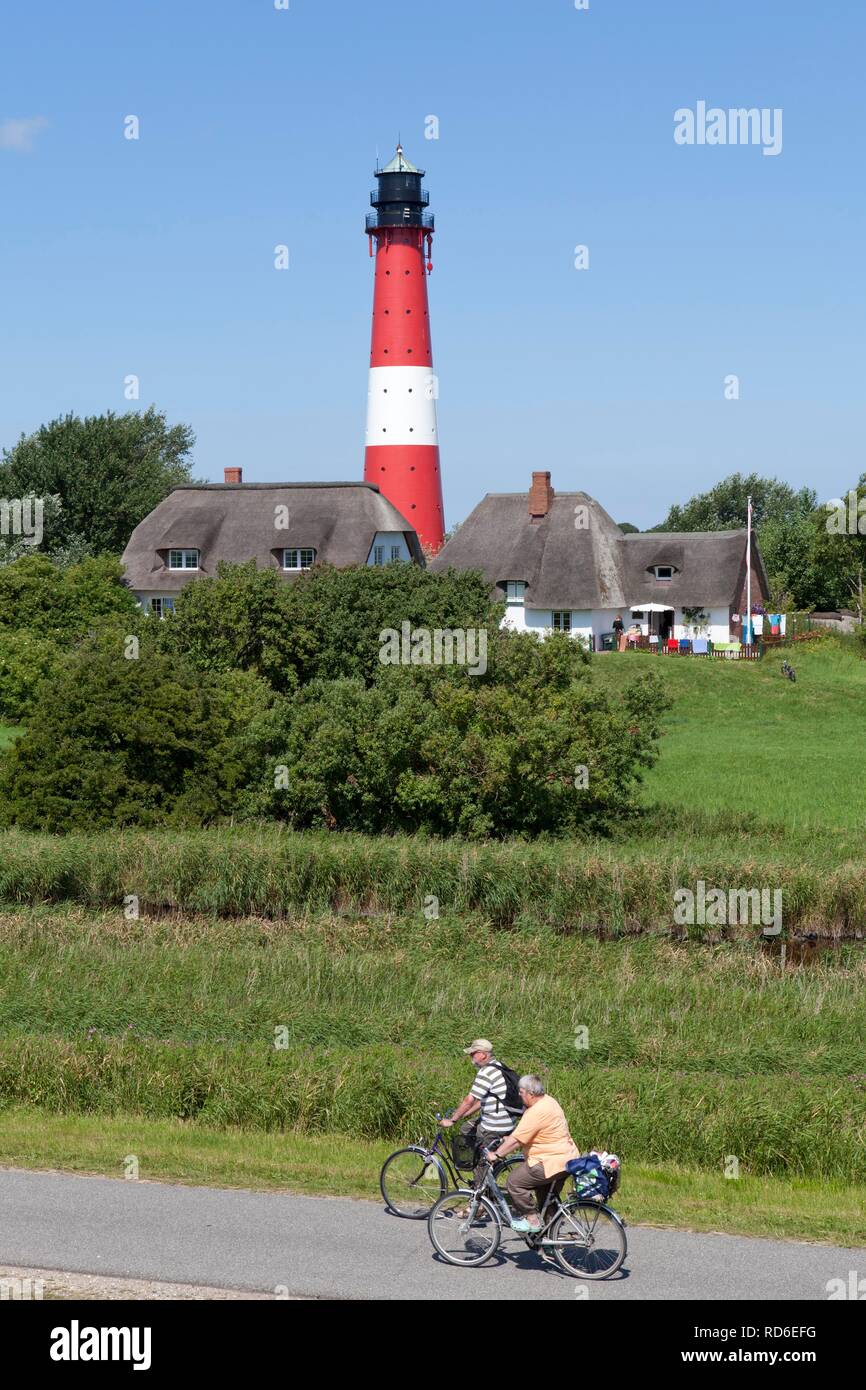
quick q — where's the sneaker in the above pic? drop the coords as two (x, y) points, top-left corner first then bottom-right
(510, 1217), (542, 1234)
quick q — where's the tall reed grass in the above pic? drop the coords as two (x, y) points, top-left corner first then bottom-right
(1, 1037), (862, 1180)
(0, 828), (863, 933)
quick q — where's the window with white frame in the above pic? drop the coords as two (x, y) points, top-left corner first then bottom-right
(149, 597), (175, 618)
(653, 566), (674, 581)
(552, 611), (571, 632)
(631, 610), (645, 620)
(168, 549), (199, 570)
(282, 548), (316, 570)
(390, 544), (401, 562)
(373, 545), (385, 566)
(505, 581), (526, 604)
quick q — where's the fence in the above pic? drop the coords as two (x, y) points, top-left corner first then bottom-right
(624, 639), (764, 661)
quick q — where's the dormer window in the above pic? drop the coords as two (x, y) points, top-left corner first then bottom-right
(168, 549), (199, 570)
(653, 565), (674, 581)
(283, 547), (316, 571)
(505, 581), (526, 604)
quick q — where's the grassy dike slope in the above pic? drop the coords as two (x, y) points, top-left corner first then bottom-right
(1, 640), (864, 1244)
(592, 639), (866, 831)
(0, 907), (864, 1243)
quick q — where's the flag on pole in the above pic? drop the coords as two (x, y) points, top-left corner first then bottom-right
(745, 495), (753, 646)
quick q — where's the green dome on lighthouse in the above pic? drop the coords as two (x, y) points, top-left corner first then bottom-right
(378, 143), (423, 175)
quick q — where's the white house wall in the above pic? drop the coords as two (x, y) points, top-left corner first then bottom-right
(675, 607), (730, 642)
(627, 606), (730, 642)
(501, 604), (732, 645)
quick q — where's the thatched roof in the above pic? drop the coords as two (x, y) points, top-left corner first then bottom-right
(122, 482), (422, 592)
(429, 491), (768, 610)
(623, 530), (769, 607)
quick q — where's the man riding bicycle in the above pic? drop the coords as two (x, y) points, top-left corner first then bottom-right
(483, 1074), (579, 1233)
(439, 1038), (519, 1182)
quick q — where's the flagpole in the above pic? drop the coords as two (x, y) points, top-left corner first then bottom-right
(745, 494), (752, 649)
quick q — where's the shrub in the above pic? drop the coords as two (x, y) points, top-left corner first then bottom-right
(0, 629), (61, 721)
(0, 553), (138, 639)
(158, 559), (496, 691)
(235, 633), (668, 836)
(0, 638), (272, 832)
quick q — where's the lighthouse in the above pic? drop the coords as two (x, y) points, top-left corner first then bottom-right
(364, 144), (445, 554)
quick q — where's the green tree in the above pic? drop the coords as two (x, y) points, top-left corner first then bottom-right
(652, 473), (816, 533)
(792, 476), (866, 617)
(155, 561), (309, 693)
(236, 632), (668, 838)
(0, 495), (87, 567)
(0, 638), (270, 832)
(652, 472), (829, 609)
(0, 631), (62, 721)
(289, 561), (496, 685)
(0, 553), (138, 638)
(0, 407), (195, 554)
(160, 559), (497, 691)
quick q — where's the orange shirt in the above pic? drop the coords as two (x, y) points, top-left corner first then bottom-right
(511, 1095), (579, 1178)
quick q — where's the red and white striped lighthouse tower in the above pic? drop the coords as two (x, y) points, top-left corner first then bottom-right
(364, 145), (445, 554)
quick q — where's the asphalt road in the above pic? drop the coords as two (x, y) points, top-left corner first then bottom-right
(0, 1168), (858, 1300)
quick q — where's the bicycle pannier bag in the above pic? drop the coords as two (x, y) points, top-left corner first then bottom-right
(565, 1154), (610, 1200)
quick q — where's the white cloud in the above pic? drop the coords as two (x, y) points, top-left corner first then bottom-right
(0, 117), (48, 153)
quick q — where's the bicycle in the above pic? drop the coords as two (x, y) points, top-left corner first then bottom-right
(427, 1147), (627, 1278)
(380, 1113), (523, 1219)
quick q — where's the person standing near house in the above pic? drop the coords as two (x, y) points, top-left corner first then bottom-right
(613, 614), (626, 651)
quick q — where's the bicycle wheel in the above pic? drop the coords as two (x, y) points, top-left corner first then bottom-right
(380, 1147), (447, 1218)
(428, 1190), (501, 1266)
(550, 1201), (627, 1279)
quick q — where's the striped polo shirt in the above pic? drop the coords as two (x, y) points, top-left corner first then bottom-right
(470, 1060), (515, 1135)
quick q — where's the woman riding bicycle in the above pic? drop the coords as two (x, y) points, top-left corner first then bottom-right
(483, 1074), (579, 1233)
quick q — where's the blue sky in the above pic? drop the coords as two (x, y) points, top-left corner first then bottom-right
(1, 0), (862, 529)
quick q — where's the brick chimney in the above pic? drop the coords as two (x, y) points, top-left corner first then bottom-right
(224, 467), (242, 485)
(528, 471), (554, 518)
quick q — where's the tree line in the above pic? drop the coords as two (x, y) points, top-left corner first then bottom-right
(2, 410), (861, 615)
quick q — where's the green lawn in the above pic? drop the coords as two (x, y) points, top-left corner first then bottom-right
(594, 640), (866, 831)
